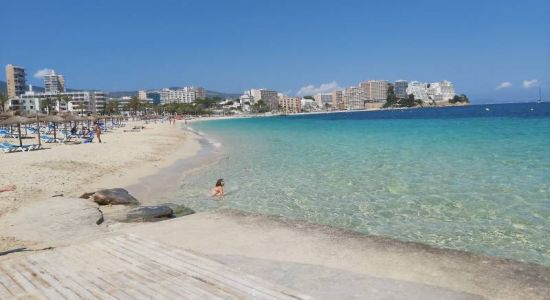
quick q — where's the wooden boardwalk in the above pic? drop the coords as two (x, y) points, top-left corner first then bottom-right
(0, 234), (309, 299)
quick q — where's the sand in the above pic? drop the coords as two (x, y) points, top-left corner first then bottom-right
(0, 120), (201, 250)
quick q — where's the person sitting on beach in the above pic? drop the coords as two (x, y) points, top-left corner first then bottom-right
(211, 179), (224, 197)
(70, 125), (77, 135)
(0, 185), (16, 193)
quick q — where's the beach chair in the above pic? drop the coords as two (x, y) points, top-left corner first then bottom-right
(0, 142), (25, 153)
(41, 135), (62, 143)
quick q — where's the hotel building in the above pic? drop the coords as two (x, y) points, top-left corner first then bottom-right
(44, 70), (65, 93)
(159, 86), (205, 104)
(394, 80), (408, 99)
(314, 93), (332, 108)
(5, 64), (27, 99)
(343, 86), (366, 110)
(251, 89), (278, 110)
(331, 90), (344, 109)
(278, 95), (302, 114)
(359, 80), (389, 102)
(12, 90), (106, 114)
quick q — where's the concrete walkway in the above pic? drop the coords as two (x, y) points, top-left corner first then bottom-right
(0, 234), (309, 299)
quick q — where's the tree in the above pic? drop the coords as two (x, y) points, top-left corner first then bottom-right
(383, 85), (398, 108)
(399, 94), (422, 107)
(251, 100), (270, 113)
(303, 95), (314, 100)
(449, 94), (470, 104)
(0, 91), (8, 112)
(40, 96), (57, 114)
(127, 96), (144, 116)
(104, 101), (120, 115)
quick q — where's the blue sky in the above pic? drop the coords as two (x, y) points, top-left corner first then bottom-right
(1, 0), (549, 103)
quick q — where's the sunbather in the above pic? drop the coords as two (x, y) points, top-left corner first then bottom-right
(0, 185), (16, 193)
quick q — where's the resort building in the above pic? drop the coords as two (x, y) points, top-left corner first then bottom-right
(11, 90), (106, 114)
(278, 95), (302, 113)
(427, 80), (455, 102)
(5, 64), (27, 99)
(159, 86), (205, 104)
(343, 86), (366, 110)
(332, 90), (344, 110)
(359, 80), (388, 102)
(43, 70), (65, 93)
(138, 90), (148, 100)
(251, 89), (278, 110)
(314, 93), (332, 108)
(406, 81), (429, 101)
(394, 80), (408, 98)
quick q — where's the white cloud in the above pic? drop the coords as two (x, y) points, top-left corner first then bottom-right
(523, 79), (539, 89)
(33, 68), (54, 79)
(296, 81), (340, 96)
(496, 81), (512, 90)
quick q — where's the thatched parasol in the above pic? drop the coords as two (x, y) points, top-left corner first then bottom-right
(0, 116), (32, 147)
(43, 115), (65, 140)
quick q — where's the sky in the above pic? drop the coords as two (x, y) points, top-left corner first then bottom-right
(1, 0), (549, 103)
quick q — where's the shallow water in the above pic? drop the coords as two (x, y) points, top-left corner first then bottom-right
(173, 103), (550, 266)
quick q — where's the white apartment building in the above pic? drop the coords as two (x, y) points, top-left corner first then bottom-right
(332, 90), (344, 109)
(394, 80), (408, 98)
(138, 90), (148, 100)
(427, 80), (455, 101)
(12, 90), (106, 114)
(406, 81), (429, 101)
(343, 86), (366, 110)
(359, 80), (388, 102)
(159, 86), (205, 104)
(43, 70), (65, 93)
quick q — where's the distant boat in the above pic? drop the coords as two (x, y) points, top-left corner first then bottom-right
(537, 87), (542, 103)
(485, 107), (490, 111)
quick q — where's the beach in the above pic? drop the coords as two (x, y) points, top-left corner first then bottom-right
(0, 110), (549, 299)
(0, 120), (201, 250)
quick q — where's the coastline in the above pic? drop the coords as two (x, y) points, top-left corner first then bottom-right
(0, 120), (202, 250)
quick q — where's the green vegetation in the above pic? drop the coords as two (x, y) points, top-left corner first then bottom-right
(399, 94), (423, 107)
(251, 100), (270, 113)
(0, 91), (8, 112)
(383, 85), (398, 108)
(303, 95), (314, 100)
(103, 101), (120, 115)
(449, 94), (470, 104)
(162, 103), (212, 116)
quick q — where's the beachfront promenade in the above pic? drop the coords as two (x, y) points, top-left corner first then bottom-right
(0, 234), (307, 299)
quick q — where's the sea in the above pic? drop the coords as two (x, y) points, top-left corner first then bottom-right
(174, 102), (550, 266)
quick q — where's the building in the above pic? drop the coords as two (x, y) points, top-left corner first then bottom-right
(394, 80), (408, 99)
(5, 64), (26, 99)
(343, 86), (366, 110)
(359, 80), (388, 102)
(159, 86), (205, 104)
(12, 90), (106, 114)
(406, 81), (429, 102)
(314, 93), (332, 108)
(427, 80), (455, 102)
(251, 89), (278, 110)
(44, 70), (65, 93)
(146, 92), (161, 105)
(138, 90), (148, 100)
(332, 90), (344, 110)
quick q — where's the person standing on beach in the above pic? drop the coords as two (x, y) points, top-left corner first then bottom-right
(93, 123), (102, 143)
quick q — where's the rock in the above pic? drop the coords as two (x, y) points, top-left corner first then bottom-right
(80, 192), (95, 199)
(126, 205), (175, 222)
(158, 203), (195, 217)
(92, 188), (139, 206)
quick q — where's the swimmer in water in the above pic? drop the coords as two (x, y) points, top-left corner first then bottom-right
(211, 179), (224, 197)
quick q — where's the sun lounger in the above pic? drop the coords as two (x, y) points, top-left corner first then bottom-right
(0, 142), (41, 153)
(41, 135), (62, 143)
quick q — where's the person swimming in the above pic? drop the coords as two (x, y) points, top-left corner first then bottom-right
(211, 179), (224, 197)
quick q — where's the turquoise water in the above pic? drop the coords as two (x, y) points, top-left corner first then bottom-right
(175, 103), (550, 266)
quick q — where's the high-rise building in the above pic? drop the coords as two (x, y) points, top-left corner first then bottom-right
(394, 80), (408, 99)
(158, 86), (206, 104)
(427, 80), (455, 102)
(44, 70), (65, 93)
(278, 95), (302, 114)
(406, 81), (429, 101)
(359, 80), (388, 102)
(343, 86), (366, 110)
(332, 90), (344, 109)
(5, 64), (26, 99)
(138, 90), (148, 100)
(251, 89), (278, 110)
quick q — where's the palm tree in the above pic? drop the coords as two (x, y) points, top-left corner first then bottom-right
(40, 96), (57, 114)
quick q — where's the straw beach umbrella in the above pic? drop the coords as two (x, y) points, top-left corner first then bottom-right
(0, 116), (31, 147)
(43, 115), (64, 140)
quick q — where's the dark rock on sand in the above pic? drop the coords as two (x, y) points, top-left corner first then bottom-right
(92, 188), (139, 205)
(126, 205), (174, 221)
(158, 203), (195, 217)
(80, 192), (95, 199)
